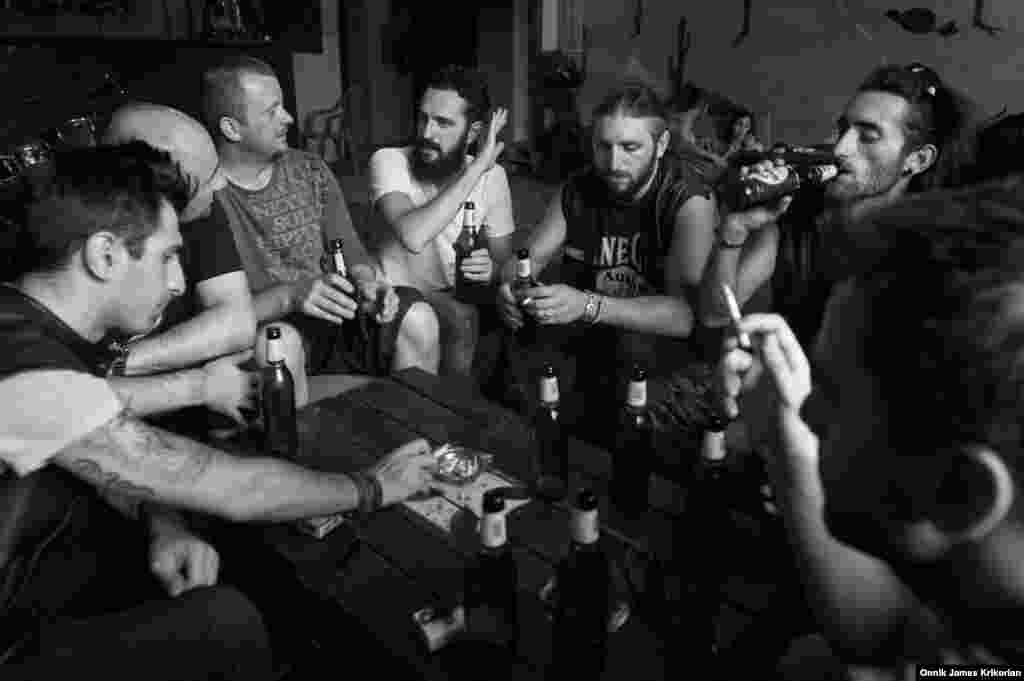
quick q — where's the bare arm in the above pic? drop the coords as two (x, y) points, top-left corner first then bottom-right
(771, 414), (939, 660)
(108, 369), (206, 417)
(53, 410), (362, 523)
(376, 165), (487, 254)
(251, 282), (299, 325)
(124, 272), (256, 375)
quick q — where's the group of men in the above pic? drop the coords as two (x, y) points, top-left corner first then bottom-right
(2, 46), (1024, 679)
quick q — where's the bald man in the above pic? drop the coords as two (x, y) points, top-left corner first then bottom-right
(100, 103), (261, 425)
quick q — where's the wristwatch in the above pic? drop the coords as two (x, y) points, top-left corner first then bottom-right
(107, 340), (131, 377)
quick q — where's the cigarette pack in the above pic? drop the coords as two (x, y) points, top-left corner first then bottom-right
(294, 512), (347, 539)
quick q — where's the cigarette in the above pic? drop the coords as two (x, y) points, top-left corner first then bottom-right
(721, 283), (752, 350)
(519, 297), (533, 306)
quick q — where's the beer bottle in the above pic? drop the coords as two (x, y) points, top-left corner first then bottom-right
(548, 488), (610, 680)
(261, 325), (298, 459)
(464, 489), (519, 651)
(327, 238), (366, 324)
(719, 163), (838, 211)
(511, 248), (539, 343)
(610, 364), (654, 515)
(453, 201), (479, 301)
(534, 364), (569, 501)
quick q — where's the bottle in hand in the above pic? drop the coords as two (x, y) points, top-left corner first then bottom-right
(534, 364), (569, 501)
(719, 162), (838, 211)
(261, 325), (298, 459)
(511, 248), (539, 343)
(547, 488), (610, 680)
(453, 201), (485, 303)
(611, 364), (654, 515)
(464, 489), (519, 651)
(327, 238), (365, 323)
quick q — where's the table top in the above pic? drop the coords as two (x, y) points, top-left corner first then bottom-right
(228, 368), (790, 680)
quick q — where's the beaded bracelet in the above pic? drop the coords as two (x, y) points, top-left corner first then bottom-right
(582, 290), (600, 324)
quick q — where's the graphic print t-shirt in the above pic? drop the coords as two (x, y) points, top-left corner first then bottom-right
(216, 149), (373, 294)
(560, 159), (709, 298)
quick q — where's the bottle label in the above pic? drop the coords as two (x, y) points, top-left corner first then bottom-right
(702, 430), (727, 461)
(570, 508), (599, 545)
(481, 513), (507, 549)
(332, 251), (347, 277)
(626, 380), (647, 409)
(748, 165), (792, 186)
(539, 376), (560, 405)
(266, 336), (284, 364)
(516, 259), (531, 278)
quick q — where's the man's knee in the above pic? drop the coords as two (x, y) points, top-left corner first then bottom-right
(396, 301), (440, 372)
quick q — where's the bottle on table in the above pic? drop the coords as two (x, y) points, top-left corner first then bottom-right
(454, 201), (485, 302)
(610, 364), (654, 515)
(464, 489), (519, 651)
(533, 363), (569, 501)
(511, 248), (539, 343)
(261, 325), (298, 459)
(547, 488), (610, 680)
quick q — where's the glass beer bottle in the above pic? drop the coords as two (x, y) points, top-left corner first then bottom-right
(261, 325), (298, 459)
(611, 364), (654, 514)
(464, 489), (519, 651)
(511, 248), (539, 344)
(453, 201), (479, 301)
(547, 488), (610, 680)
(534, 364), (569, 501)
(327, 238), (366, 325)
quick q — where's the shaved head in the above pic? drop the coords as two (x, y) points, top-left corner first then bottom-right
(103, 103), (225, 222)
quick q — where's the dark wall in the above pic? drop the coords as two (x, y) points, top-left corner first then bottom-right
(1, 41), (298, 148)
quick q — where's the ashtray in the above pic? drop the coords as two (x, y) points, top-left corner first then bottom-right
(432, 443), (485, 485)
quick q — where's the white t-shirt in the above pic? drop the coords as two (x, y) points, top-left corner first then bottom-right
(368, 146), (515, 291)
(0, 370), (122, 476)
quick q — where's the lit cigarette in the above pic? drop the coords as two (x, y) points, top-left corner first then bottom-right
(721, 283), (752, 350)
(520, 297), (533, 306)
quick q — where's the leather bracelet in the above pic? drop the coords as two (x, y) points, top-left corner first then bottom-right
(593, 294), (605, 324)
(350, 471), (383, 515)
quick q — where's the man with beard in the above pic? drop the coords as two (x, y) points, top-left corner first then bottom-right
(497, 84), (717, 442)
(718, 179), (1024, 676)
(701, 63), (978, 348)
(368, 65), (514, 377)
(201, 56), (440, 391)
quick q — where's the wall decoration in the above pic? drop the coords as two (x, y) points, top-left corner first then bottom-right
(973, 0), (1002, 37)
(732, 0), (751, 47)
(885, 7), (959, 36)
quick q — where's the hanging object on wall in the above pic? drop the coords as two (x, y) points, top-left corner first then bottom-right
(732, 0), (752, 47)
(668, 16), (693, 103)
(884, 7), (959, 37)
(973, 0), (1002, 37)
(633, 0), (645, 38)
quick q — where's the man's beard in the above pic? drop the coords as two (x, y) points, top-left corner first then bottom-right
(411, 132), (470, 184)
(825, 157), (905, 203)
(601, 155), (659, 201)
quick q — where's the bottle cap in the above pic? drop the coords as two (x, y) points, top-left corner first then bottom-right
(482, 489), (506, 514)
(464, 201), (476, 210)
(516, 248), (529, 260)
(575, 488), (598, 512)
(266, 326), (281, 340)
(330, 238), (344, 250)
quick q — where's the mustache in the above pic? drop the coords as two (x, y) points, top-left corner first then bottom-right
(415, 139), (442, 153)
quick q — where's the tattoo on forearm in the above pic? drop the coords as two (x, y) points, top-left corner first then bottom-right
(58, 408), (215, 500)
